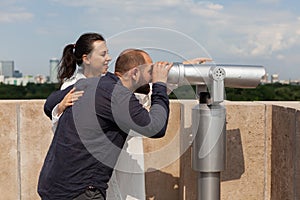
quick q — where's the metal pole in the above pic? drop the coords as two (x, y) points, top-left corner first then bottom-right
(192, 92), (226, 200)
(198, 172), (220, 200)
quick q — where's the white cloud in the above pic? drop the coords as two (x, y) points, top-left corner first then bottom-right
(0, 10), (33, 23)
(56, 0), (298, 59)
(52, 0), (223, 17)
(0, 0), (18, 7)
(233, 22), (300, 57)
(276, 54), (285, 60)
(192, 3), (300, 58)
(44, 1), (300, 59)
(206, 2), (223, 10)
(0, 1), (34, 23)
(256, 0), (281, 3)
(52, 0), (182, 8)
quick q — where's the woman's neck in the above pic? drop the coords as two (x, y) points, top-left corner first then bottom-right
(83, 68), (101, 78)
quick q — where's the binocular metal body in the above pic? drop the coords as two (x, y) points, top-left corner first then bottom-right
(168, 63), (265, 200)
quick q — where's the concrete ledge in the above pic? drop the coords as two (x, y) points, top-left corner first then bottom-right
(0, 101), (18, 200)
(0, 100), (299, 200)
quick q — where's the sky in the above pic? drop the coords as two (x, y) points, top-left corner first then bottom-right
(0, 0), (300, 80)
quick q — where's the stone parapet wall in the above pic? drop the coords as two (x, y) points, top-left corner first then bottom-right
(0, 100), (299, 200)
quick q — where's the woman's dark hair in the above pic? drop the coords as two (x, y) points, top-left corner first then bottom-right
(57, 33), (105, 84)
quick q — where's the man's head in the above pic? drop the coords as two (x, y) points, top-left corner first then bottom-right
(115, 49), (153, 91)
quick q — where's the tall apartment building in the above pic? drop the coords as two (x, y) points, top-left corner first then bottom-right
(0, 61), (14, 78)
(49, 58), (59, 83)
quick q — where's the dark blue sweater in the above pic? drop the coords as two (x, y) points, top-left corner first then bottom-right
(38, 72), (169, 199)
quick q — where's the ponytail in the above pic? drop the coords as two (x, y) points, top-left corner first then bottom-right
(57, 44), (77, 84)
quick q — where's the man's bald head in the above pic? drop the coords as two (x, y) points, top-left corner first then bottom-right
(115, 49), (150, 76)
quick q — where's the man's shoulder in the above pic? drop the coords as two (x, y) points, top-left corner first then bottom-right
(103, 72), (118, 81)
(97, 72), (119, 88)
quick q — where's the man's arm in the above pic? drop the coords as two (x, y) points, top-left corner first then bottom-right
(134, 82), (169, 138)
(110, 81), (169, 139)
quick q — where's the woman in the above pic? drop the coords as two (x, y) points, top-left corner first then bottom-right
(47, 33), (130, 200)
(50, 33), (111, 131)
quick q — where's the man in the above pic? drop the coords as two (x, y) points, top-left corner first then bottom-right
(38, 49), (172, 200)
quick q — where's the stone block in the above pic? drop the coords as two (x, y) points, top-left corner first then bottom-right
(221, 102), (266, 200)
(19, 100), (53, 200)
(0, 101), (19, 200)
(296, 110), (300, 200)
(144, 101), (181, 200)
(178, 100), (198, 200)
(270, 105), (296, 200)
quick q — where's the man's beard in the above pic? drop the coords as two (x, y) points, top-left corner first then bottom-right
(134, 74), (149, 93)
(134, 83), (150, 95)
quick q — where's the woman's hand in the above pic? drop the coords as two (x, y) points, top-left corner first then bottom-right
(183, 57), (213, 65)
(57, 87), (84, 116)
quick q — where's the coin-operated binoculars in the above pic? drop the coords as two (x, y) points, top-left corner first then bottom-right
(168, 64), (266, 200)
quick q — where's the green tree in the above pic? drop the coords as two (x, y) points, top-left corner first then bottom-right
(0, 83), (59, 99)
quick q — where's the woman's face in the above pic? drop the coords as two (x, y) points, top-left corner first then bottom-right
(83, 40), (112, 77)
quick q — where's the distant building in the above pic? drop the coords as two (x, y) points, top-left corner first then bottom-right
(289, 80), (300, 85)
(0, 61), (14, 78)
(3, 75), (47, 86)
(49, 58), (59, 83)
(4, 76), (35, 86)
(279, 80), (290, 84)
(13, 70), (23, 78)
(261, 73), (269, 84)
(35, 75), (47, 84)
(0, 75), (4, 83)
(271, 74), (279, 83)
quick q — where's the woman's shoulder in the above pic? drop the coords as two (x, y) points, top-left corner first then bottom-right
(61, 73), (86, 90)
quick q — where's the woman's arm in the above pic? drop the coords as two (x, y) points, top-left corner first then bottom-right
(43, 85), (74, 119)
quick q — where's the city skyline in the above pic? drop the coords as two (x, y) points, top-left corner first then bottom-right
(1, 59), (295, 85)
(0, 0), (300, 80)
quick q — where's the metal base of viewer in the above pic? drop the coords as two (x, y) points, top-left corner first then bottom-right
(198, 172), (220, 200)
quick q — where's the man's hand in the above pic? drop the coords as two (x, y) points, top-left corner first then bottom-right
(57, 87), (84, 116)
(152, 61), (173, 83)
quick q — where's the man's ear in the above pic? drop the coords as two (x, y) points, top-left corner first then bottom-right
(131, 67), (139, 81)
(82, 54), (91, 65)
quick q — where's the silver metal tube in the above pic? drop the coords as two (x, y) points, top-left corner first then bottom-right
(192, 104), (226, 172)
(167, 63), (266, 88)
(198, 172), (220, 200)
(192, 102), (226, 200)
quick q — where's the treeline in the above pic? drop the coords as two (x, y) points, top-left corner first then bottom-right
(0, 83), (60, 99)
(225, 83), (300, 101)
(1, 82), (300, 101)
(169, 83), (300, 101)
